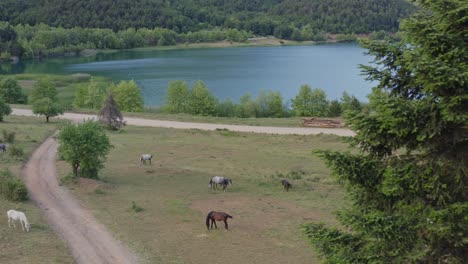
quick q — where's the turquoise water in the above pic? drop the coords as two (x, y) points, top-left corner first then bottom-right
(9, 43), (375, 106)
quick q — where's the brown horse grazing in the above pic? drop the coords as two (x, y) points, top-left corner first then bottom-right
(281, 179), (292, 192)
(206, 211), (233, 230)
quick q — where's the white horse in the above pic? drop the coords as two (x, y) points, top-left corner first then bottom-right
(139, 154), (153, 165)
(7, 210), (30, 232)
(209, 176), (233, 192)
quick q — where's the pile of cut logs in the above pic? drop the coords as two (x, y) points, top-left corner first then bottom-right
(300, 117), (345, 128)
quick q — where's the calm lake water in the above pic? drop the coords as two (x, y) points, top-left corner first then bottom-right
(9, 43), (375, 106)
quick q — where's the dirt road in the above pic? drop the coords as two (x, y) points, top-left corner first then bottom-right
(12, 108), (355, 136)
(23, 137), (139, 264)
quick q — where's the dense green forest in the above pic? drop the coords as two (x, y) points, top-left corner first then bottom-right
(1, 0), (415, 34)
(0, 0), (416, 60)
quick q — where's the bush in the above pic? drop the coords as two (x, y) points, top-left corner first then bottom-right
(0, 170), (28, 202)
(8, 145), (24, 160)
(2, 129), (15, 143)
(131, 201), (144, 212)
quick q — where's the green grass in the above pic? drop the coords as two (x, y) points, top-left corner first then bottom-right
(59, 125), (350, 264)
(0, 115), (74, 264)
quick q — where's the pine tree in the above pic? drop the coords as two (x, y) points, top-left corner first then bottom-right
(303, 1), (467, 263)
(98, 93), (125, 130)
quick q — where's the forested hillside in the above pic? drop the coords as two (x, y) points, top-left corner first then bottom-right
(1, 0), (415, 34)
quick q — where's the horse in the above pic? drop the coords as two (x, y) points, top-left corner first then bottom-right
(209, 176), (232, 192)
(206, 211), (233, 230)
(281, 179), (292, 192)
(139, 154), (153, 165)
(0, 143), (6, 153)
(7, 210), (30, 232)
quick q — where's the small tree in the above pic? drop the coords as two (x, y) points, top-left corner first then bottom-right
(0, 76), (27, 104)
(110, 80), (144, 112)
(32, 97), (63, 122)
(0, 96), (12, 121)
(30, 78), (58, 104)
(292, 84), (314, 116)
(98, 93), (125, 130)
(292, 85), (329, 117)
(340, 91), (362, 113)
(327, 100), (342, 117)
(73, 78), (107, 109)
(235, 93), (256, 118)
(216, 98), (236, 117)
(164, 80), (189, 113)
(265, 91), (285, 118)
(58, 120), (112, 179)
(30, 77), (62, 122)
(188, 80), (217, 116)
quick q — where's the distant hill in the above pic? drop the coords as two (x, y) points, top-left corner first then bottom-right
(0, 0), (416, 35)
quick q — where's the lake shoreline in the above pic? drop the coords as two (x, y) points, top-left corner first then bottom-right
(9, 36), (362, 63)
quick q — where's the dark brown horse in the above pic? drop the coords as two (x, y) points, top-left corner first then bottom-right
(206, 211), (233, 230)
(281, 179), (292, 192)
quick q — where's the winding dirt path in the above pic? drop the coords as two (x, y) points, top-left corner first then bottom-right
(23, 137), (139, 264)
(12, 108), (355, 136)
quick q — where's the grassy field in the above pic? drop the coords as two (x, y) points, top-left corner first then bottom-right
(58, 125), (350, 263)
(0, 116), (74, 264)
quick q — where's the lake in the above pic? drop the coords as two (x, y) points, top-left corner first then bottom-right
(9, 43), (375, 106)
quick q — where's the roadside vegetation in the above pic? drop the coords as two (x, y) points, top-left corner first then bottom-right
(3, 72), (364, 124)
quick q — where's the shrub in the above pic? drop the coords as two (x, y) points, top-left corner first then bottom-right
(131, 201), (144, 212)
(0, 170), (28, 202)
(8, 145), (24, 160)
(2, 129), (15, 143)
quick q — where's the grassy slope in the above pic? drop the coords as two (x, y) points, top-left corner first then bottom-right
(58, 125), (350, 263)
(0, 116), (74, 264)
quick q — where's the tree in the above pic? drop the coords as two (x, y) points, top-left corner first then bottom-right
(188, 80), (217, 116)
(292, 84), (314, 116)
(340, 91), (362, 113)
(58, 120), (112, 179)
(73, 78), (107, 109)
(235, 93), (256, 118)
(0, 96), (12, 121)
(327, 99), (342, 117)
(292, 85), (329, 117)
(0, 76), (27, 104)
(164, 80), (189, 113)
(258, 91), (284, 118)
(30, 78), (57, 103)
(32, 97), (63, 122)
(110, 80), (144, 112)
(303, 1), (467, 263)
(98, 93), (125, 130)
(30, 78), (62, 122)
(216, 98), (236, 117)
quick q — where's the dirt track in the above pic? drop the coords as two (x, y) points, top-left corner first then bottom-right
(22, 137), (139, 264)
(12, 108), (355, 136)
